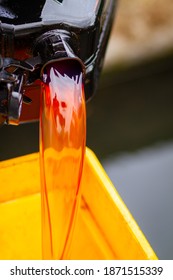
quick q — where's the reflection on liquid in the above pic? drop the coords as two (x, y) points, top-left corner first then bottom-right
(40, 60), (86, 259)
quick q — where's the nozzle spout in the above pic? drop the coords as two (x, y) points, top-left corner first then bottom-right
(33, 29), (85, 80)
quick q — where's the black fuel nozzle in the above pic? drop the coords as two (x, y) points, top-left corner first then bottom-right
(33, 29), (85, 80)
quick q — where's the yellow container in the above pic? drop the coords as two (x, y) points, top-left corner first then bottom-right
(0, 148), (157, 260)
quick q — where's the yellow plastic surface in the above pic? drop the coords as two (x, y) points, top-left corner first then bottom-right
(0, 148), (157, 260)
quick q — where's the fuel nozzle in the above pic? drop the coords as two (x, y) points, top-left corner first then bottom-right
(33, 29), (85, 81)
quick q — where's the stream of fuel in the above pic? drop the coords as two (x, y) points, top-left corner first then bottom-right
(39, 60), (86, 259)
